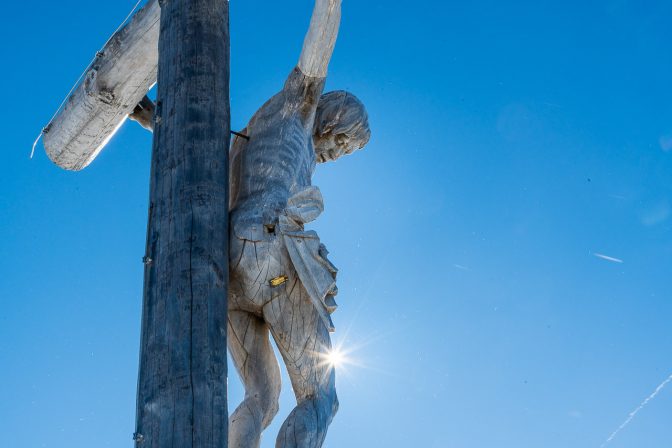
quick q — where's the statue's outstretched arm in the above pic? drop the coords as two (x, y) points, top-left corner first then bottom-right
(298, 0), (342, 78)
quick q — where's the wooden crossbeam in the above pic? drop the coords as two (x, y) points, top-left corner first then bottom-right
(43, 0), (160, 170)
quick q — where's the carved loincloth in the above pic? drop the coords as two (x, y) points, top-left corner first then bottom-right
(231, 186), (338, 332)
(279, 186), (338, 332)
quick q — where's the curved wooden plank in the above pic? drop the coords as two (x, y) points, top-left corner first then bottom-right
(43, 0), (160, 170)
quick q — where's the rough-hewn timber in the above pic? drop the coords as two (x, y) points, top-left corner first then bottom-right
(134, 0), (230, 447)
(43, 0), (160, 170)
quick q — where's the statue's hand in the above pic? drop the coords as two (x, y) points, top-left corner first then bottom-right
(128, 95), (155, 132)
(284, 186), (324, 225)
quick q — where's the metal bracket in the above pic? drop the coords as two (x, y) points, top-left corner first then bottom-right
(231, 130), (250, 140)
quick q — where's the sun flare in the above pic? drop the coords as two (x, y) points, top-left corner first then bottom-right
(325, 348), (346, 368)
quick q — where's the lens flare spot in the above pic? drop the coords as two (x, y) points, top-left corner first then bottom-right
(325, 348), (346, 368)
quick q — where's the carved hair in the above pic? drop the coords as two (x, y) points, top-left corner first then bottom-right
(314, 90), (371, 152)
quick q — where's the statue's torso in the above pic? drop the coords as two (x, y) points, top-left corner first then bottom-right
(228, 69), (337, 327)
(232, 100), (315, 224)
(230, 68), (325, 229)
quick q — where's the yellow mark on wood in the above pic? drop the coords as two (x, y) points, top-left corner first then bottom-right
(269, 275), (289, 287)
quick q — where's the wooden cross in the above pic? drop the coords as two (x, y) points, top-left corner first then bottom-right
(41, 1), (230, 446)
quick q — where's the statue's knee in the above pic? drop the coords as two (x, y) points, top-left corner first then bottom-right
(252, 392), (279, 428)
(313, 389), (338, 423)
(327, 393), (339, 421)
(264, 397), (280, 426)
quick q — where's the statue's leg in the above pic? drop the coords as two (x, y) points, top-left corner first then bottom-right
(228, 309), (282, 448)
(264, 281), (339, 448)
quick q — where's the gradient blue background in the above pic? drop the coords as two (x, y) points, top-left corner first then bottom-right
(1, 1), (671, 447)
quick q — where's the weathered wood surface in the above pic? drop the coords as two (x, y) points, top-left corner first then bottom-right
(298, 0), (341, 78)
(129, 95), (155, 131)
(43, 0), (160, 171)
(134, 0), (230, 446)
(226, 1), (366, 447)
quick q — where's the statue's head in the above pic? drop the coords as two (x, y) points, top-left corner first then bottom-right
(313, 91), (371, 163)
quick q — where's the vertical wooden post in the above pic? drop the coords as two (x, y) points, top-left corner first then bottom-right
(135, 0), (230, 447)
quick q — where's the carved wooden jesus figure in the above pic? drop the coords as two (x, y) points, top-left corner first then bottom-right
(226, 1), (369, 446)
(129, 1), (370, 446)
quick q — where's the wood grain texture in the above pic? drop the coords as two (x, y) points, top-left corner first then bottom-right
(226, 13), (345, 444)
(43, 0), (160, 170)
(134, 1), (230, 447)
(298, 0), (341, 78)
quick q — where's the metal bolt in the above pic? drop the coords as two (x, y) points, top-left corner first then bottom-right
(231, 130), (250, 141)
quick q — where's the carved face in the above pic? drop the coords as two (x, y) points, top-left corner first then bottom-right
(313, 90), (371, 164)
(314, 133), (358, 163)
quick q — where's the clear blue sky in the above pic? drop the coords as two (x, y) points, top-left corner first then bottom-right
(1, 1), (671, 447)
